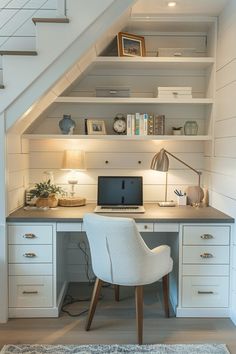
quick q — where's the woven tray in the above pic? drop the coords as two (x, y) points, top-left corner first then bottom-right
(58, 197), (86, 207)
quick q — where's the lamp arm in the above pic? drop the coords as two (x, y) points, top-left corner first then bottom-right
(165, 150), (201, 186)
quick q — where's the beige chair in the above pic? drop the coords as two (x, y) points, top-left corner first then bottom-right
(83, 213), (173, 344)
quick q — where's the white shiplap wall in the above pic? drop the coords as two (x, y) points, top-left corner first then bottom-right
(7, 135), (29, 213)
(205, 0), (236, 324)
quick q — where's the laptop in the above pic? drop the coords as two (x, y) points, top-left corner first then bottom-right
(94, 176), (145, 213)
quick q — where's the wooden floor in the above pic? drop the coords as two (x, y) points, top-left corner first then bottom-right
(0, 283), (236, 353)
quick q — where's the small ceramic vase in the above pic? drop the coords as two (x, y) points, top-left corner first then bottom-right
(59, 115), (76, 135)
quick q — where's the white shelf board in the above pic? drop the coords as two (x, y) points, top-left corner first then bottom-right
(55, 97), (213, 105)
(94, 56), (215, 70)
(22, 134), (212, 141)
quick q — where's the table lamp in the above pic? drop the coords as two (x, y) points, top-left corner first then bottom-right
(61, 150), (86, 197)
(150, 148), (203, 206)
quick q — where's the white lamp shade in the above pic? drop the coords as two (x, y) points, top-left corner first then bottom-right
(62, 150), (86, 170)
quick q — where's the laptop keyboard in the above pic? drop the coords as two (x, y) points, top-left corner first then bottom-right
(101, 206), (139, 210)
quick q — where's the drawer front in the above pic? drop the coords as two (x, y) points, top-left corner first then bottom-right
(182, 264), (229, 276)
(8, 225), (53, 244)
(9, 263), (53, 276)
(183, 246), (229, 264)
(154, 223), (179, 233)
(182, 276), (229, 307)
(9, 276), (53, 308)
(183, 225), (230, 245)
(57, 223), (82, 232)
(136, 223), (154, 232)
(9, 245), (52, 263)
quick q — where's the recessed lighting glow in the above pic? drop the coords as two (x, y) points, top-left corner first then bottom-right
(168, 1), (177, 7)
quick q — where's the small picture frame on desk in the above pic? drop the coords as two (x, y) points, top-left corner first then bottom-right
(117, 32), (146, 57)
(86, 119), (106, 135)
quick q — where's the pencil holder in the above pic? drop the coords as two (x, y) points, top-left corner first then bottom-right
(177, 195), (187, 206)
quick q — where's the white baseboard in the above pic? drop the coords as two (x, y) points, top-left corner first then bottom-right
(8, 307), (59, 318)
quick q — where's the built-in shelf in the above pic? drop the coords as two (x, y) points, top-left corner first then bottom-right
(55, 97), (213, 104)
(94, 56), (215, 70)
(22, 134), (211, 141)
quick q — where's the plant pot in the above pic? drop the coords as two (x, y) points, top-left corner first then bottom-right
(36, 195), (58, 208)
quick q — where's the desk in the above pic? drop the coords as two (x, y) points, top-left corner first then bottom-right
(6, 204), (234, 319)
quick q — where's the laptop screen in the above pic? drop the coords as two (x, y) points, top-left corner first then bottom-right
(97, 176), (143, 206)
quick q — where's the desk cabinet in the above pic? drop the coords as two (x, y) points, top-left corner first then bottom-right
(7, 223), (57, 318)
(179, 224), (231, 317)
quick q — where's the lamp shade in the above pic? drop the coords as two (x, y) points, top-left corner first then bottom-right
(150, 148), (169, 172)
(61, 150), (86, 170)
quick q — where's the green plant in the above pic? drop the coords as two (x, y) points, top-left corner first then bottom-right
(29, 180), (64, 199)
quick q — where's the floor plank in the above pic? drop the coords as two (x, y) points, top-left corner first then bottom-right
(0, 283), (235, 353)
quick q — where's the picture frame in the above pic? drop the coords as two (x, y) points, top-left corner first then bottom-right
(117, 32), (146, 57)
(86, 119), (106, 135)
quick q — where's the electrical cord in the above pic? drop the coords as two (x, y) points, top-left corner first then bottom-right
(62, 239), (112, 317)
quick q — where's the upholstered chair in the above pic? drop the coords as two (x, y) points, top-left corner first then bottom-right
(83, 213), (173, 344)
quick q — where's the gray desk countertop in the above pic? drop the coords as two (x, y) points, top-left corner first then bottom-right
(6, 203), (234, 223)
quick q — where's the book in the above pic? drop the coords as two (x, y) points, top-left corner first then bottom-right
(154, 115), (165, 135)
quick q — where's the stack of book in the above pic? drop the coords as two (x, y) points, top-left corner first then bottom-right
(157, 86), (192, 99)
(126, 113), (165, 136)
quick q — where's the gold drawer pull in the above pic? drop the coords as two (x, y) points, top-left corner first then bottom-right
(198, 291), (214, 294)
(201, 234), (214, 240)
(23, 252), (36, 258)
(22, 291), (38, 294)
(200, 253), (213, 259)
(23, 233), (36, 239)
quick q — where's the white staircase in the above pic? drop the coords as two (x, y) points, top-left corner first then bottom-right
(0, 0), (134, 131)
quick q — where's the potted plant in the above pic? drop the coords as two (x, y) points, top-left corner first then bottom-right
(172, 126), (182, 135)
(29, 180), (64, 208)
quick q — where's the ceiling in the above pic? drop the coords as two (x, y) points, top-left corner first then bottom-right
(132, 0), (229, 16)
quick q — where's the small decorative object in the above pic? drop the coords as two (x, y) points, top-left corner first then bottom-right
(58, 197), (86, 207)
(113, 114), (126, 134)
(177, 195), (187, 206)
(172, 127), (182, 135)
(59, 114), (76, 135)
(86, 119), (106, 135)
(186, 185), (204, 207)
(184, 120), (198, 135)
(96, 87), (130, 98)
(117, 32), (146, 57)
(29, 179), (64, 208)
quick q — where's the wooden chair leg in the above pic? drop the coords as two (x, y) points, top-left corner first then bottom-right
(162, 274), (170, 318)
(135, 285), (143, 345)
(85, 278), (103, 331)
(114, 285), (120, 302)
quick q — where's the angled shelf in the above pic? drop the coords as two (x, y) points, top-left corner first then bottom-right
(22, 134), (212, 141)
(94, 56), (215, 70)
(55, 97), (213, 104)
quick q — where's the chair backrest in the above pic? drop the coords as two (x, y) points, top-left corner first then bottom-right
(83, 213), (152, 285)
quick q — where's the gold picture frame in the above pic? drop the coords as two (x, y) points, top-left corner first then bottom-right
(86, 119), (106, 135)
(117, 32), (146, 57)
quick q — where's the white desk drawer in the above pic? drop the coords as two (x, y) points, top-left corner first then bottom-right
(182, 276), (229, 307)
(57, 223), (82, 232)
(8, 225), (52, 244)
(183, 246), (229, 264)
(154, 223), (179, 232)
(9, 245), (52, 263)
(9, 263), (53, 276)
(182, 264), (229, 276)
(9, 276), (53, 308)
(136, 223), (154, 232)
(183, 225), (230, 245)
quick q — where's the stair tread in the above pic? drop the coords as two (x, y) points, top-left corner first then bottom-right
(32, 17), (69, 24)
(0, 51), (37, 56)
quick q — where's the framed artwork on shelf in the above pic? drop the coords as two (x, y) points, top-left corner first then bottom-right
(117, 32), (146, 57)
(86, 119), (106, 135)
